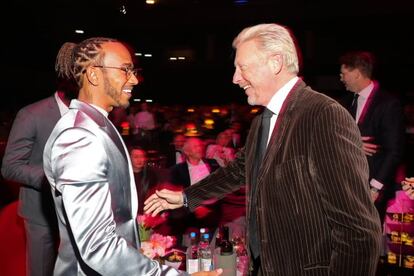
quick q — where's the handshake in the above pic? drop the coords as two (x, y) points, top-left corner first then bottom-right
(144, 190), (224, 276)
(144, 189), (185, 216)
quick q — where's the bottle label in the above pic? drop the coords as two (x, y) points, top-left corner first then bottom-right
(200, 258), (212, 271)
(187, 259), (199, 273)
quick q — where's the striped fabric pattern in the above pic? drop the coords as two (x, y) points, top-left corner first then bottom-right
(185, 79), (382, 275)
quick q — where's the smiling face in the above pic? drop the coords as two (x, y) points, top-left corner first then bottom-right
(97, 42), (139, 110)
(232, 40), (277, 106)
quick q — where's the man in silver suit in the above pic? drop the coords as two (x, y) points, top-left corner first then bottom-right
(43, 37), (222, 276)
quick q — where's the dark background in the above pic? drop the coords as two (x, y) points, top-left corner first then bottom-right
(2, 0), (414, 109)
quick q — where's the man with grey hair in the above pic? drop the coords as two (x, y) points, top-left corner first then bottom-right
(145, 23), (382, 275)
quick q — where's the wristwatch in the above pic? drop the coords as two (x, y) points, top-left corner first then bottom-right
(182, 192), (189, 208)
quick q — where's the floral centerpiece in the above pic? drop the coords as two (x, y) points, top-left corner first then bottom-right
(141, 233), (176, 260)
(137, 213), (167, 241)
(138, 213), (176, 262)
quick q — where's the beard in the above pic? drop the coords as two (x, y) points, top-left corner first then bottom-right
(103, 75), (130, 109)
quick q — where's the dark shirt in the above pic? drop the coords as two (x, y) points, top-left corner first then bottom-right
(134, 166), (160, 214)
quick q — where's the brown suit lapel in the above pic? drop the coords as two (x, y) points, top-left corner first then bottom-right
(258, 79), (306, 180)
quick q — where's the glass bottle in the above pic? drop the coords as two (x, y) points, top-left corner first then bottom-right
(198, 233), (213, 271)
(186, 232), (199, 273)
(220, 226), (233, 256)
(215, 225), (223, 250)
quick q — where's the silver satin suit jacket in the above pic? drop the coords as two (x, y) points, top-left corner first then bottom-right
(43, 100), (186, 275)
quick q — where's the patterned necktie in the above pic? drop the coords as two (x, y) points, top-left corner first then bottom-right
(349, 93), (359, 119)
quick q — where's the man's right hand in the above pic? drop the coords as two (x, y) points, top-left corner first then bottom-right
(144, 189), (184, 216)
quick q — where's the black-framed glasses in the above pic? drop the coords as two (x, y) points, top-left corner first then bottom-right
(93, 65), (140, 78)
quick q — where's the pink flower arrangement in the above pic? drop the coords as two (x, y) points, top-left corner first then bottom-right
(138, 213), (176, 260)
(137, 213), (168, 242)
(138, 213), (167, 229)
(141, 233), (176, 259)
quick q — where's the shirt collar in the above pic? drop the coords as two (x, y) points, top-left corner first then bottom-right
(187, 159), (204, 168)
(267, 76), (299, 115)
(358, 81), (374, 99)
(54, 91), (69, 116)
(90, 104), (109, 117)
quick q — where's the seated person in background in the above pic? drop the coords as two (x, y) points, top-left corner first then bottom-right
(168, 137), (220, 246)
(206, 131), (235, 167)
(165, 133), (187, 168)
(130, 146), (162, 214)
(131, 146), (174, 238)
(224, 120), (246, 152)
(401, 177), (414, 199)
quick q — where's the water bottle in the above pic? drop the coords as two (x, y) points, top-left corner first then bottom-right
(198, 233), (213, 271)
(186, 232), (199, 273)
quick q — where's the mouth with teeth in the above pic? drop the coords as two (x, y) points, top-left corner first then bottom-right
(242, 85), (251, 90)
(122, 87), (133, 97)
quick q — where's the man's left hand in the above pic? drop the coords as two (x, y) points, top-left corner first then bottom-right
(370, 188), (380, 202)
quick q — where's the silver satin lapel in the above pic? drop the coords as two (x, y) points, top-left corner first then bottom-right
(103, 119), (128, 161)
(71, 100), (127, 161)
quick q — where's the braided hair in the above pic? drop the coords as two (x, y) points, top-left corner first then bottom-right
(54, 42), (78, 99)
(55, 37), (119, 87)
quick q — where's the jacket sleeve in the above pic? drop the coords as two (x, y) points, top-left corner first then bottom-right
(1, 108), (45, 190)
(371, 98), (405, 186)
(50, 127), (186, 276)
(310, 103), (382, 275)
(185, 148), (246, 211)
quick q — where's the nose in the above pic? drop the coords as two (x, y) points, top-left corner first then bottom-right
(130, 74), (140, 85)
(232, 68), (242, 85)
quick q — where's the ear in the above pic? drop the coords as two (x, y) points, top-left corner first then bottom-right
(355, 68), (364, 80)
(269, 54), (283, 74)
(85, 66), (99, 86)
